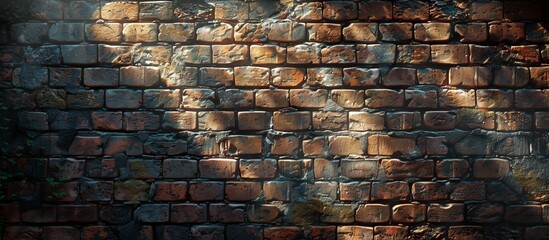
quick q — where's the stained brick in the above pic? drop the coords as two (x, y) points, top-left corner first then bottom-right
(386, 111), (421, 130)
(273, 111), (311, 131)
(431, 45), (469, 64)
(343, 67), (380, 86)
(250, 45), (285, 65)
(225, 181), (261, 201)
(271, 135), (300, 156)
(308, 23), (342, 43)
(393, 0), (429, 21)
(340, 182), (371, 202)
(329, 136), (366, 156)
(196, 23), (233, 43)
(392, 204), (427, 223)
(268, 20), (306, 42)
(256, 89), (289, 109)
(356, 204), (390, 223)
(368, 135), (416, 156)
(358, 1), (392, 20)
(455, 23), (488, 43)
(489, 22), (525, 43)
(340, 159), (378, 179)
(428, 203), (464, 223)
(342, 23), (377, 43)
(371, 181), (409, 201)
(221, 135), (263, 156)
(271, 67), (305, 87)
(198, 111), (235, 131)
(397, 44), (430, 64)
(379, 23), (413, 42)
(357, 44), (396, 64)
(365, 89), (404, 108)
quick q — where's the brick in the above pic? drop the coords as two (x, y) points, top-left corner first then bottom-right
(212, 44), (248, 64)
(215, 1), (248, 21)
(82, 226), (117, 240)
(331, 90), (364, 109)
(527, 22), (549, 43)
(68, 136), (102, 156)
(437, 159), (469, 178)
(122, 23), (157, 42)
(239, 159), (277, 179)
(171, 203), (207, 223)
(101, 1), (138, 21)
(199, 67), (233, 87)
(473, 158), (509, 179)
(196, 23), (233, 43)
(264, 227), (301, 240)
(120, 66), (159, 87)
(374, 226), (408, 240)
(12, 65), (48, 90)
(238, 111), (270, 131)
(172, 45), (211, 65)
(125, 112), (161, 131)
(507, 45), (539, 65)
(134, 45), (172, 64)
(105, 89), (142, 109)
(18, 111), (48, 131)
(191, 226), (224, 240)
(225, 181), (261, 201)
(11, 23), (49, 44)
(365, 89), (404, 108)
(263, 181), (290, 201)
(431, 45), (469, 64)
(412, 182), (448, 201)
(312, 112), (348, 130)
(197, 111), (234, 131)
(188, 181), (224, 201)
(209, 204), (246, 223)
(466, 203), (503, 223)
(314, 158), (338, 180)
(439, 89), (476, 108)
(310, 226), (336, 240)
(322, 204), (355, 223)
(455, 23), (488, 43)
(277, 159), (305, 178)
(287, 43), (322, 64)
(49, 23), (85, 43)
(424, 111), (456, 130)
(329, 136), (366, 156)
(140, 1), (173, 21)
(273, 111), (311, 131)
(417, 68), (447, 85)
(368, 135), (416, 156)
(104, 136), (143, 156)
(60, 45), (97, 65)
(340, 182), (371, 201)
(342, 23), (377, 43)
(323, 1), (357, 20)
(235, 23), (268, 43)
(476, 89), (513, 109)
(428, 203), (464, 223)
(340, 159), (378, 179)
(337, 226), (373, 240)
(142, 89), (180, 109)
(386, 112), (421, 130)
(450, 181), (486, 201)
(489, 23), (525, 43)
(198, 158), (237, 179)
(97, 44), (132, 65)
(392, 204), (426, 223)
(49, 67), (82, 87)
(217, 89), (253, 109)
(290, 89), (328, 108)
(98, 204), (132, 224)
(397, 44), (430, 64)
(382, 67), (416, 86)
(57, 204), (97, 223)
(268, 20), (306, 42)
(394, 0), (429, 21)
(470, 1), (503, 20)
(85, 23), (123, 43)
(414, 23), (451, 43)
(469, 44), (499, 64)
(530, 66), (549, 88)
(381, 159), (434, 179)
(358, 1), (392, 20)
(371, 181), (409, 201)
(303, 137), (326, 157)
(114, 180), (149, 201)
(182, 89), (215, 109)
(288, 2), (323, 21)
(162, 111), (196, 130)
(83, 68), (118, 87)
(525, 226), (549, 240)
(64, 1), (100, 20)
(307, 68), (343, 87)
(349, 112), (384, 131)
(321, 45), (356, 64)
(270, 67), (305, 87)
(42, 226), (80, 240)
(405, 90), (437, 109)
(127, 159), (161, 179)
(343, 67), (380, 86)
(357, 43), (396, 64)
(496, 111), (533, 131)
(515, 89), (549, 109)
(379, 23), (412, 42)
(234, 66), (269, 87)
(221, 135), (263, 156)
(20, 205), (57, 223)
(159, 23), (195, 42)
(536, 112), (549, 129)
(271, 135), (300, 155)
(448, 226), (483, 240)
(504, 1), (543, 20)
(226, 225), (263, 240)
(80, 181), (113, 201)
(162, 159), (197, 179)
(307, 23), (341, 43)
(255, 89), (289, 109)
(250, 45), (285, 65)
(356, 204), (390, 223)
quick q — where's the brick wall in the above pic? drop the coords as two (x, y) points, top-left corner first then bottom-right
(1, 0), (549, 239)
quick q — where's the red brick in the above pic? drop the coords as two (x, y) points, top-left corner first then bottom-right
(268, 20), (306, 43)
(515, 89), (549, 109)
(162, 111), (197, 130)
(439, 89), (476, 108)
(339, 182), (371, 201)
(321, 45), (356, 64)
(255, 89), (289, 109)
(42, 226), (80, 240)
(313, 158), (337, 180)
(437, 159), (470, 178)
(221, 135), (263, 156)
(393, 0), (428, 21)
(397, 44), (430, 64)
(198, 111), (235, 131)
(473, 158), (509, 179)
(456, 109), (496, 130)
(240, 159), (277, 179)
(340, 159), (378, 179)
(428, 203), (464, 223)
(342, 23), (377, 43)
(392, 204), (427, 223)
(271, 135), (300, 155)
(120, 66), (159, 87)
(386, 111), (421, 130)
(526, 22), (549, 43)
(371, 181), (409, 201)
(234, 66), (269, 87)
(153, 182), (187, 201)
(489, 23), (525, 43)
(264, 226), (301, 240)
(535, 112), (549, 129)
(530, 66), (549, 88)
(247, 204), (280, 223)
(355, 204), (390, 223)
(379, 23), (412, 42)
(348, 111), (384, 131)
(199, 67), (233, 87)
(343, 67), (380, 86)
(322, 204), (355, 223)
(83, 67), (118, 87)
(307, 68), (343, 87)
(191, 225), (224, 240)
(323, 1), (357, 21)
(238, 111), (270, 131)
(496, 111), (533, 131)
(476, 89), (512, 109)
(101, 1), (138, 21)
(278, 159), (307, 178)
(303, 137), (326, 157)
(359, 1), (392, 20)
(357, 44), (396, 64)
(431, 45), (469, 64)
(337, 226), (373, 240)
(424, 111), (456, 130)
(171, 203), (207, 223)
(159, 23), (194, 42)
(417, 68), (447, 85)
(328, 136), (366, 156)
(405, 90), (437, 109)
(367, 135), (416, 156)
(382, 67), (416, 86)
(287, 43), (322, 64)
(212, 44), (248, 64)
(271, 67), (305, 87)
(381, 159), (434, 179)
(412, 182), (449, 201)
(310, 226), (336, 240)
(235, 22), (268, 43)
(21, 205), (57, 223)
(214, 1), (248, 21)
(125, 112), (161, 131)
(365, 89), (404, 108)
(188, 181), (224, 202)
(217, 89), (253, 110)
(449, 66), (491, 87)
(196, 22), (233, 43)
(104, 136), (143, 156)
(307, 23), (341, 43)
(312, 112), (348, 130)
(466, 203), (503, 223)
(250, 45), (285, 65)
(414, 23), (451, 43)
(199, 158), (237, 179)
(331, 90), (364, 109)
(263, 181), (291, 201)
(209, 203), (245, 223)
(450, 181), (486, 201)
(470, 1), (503, 20)
(273, 111), (311, 131)
(455, 23), (488, 43)
(82, 226), (117, 240)
(507, 45), (539, 65)
(448, 226), (483, 240)
(469, 44), (499, 64)
(374, 226), (409, 240)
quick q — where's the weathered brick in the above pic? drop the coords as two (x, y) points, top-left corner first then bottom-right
(238, 111), (271, 131)
(188, 181), (224, 202)
(101, 1), (138, 21)
(449, 67), (491, 88)
(271, 135), (300, 156)
(240, 159), (277, 179)
(527, 22), (549, 43)
(405, 90), (437, 109)
(198, 111), (235, 131)
(439, 89), (476, 108)
(412, 182), (448, 201)
(214, 1), (248, 21)
(431, 45), (469, 64)
(162, 159), (197, 179)
(303, 137), (326, 157)
(221, 135), (263, 156)
(57, 204), (97, 223)
(263, 181), (290, 201)
(198, 158), (237, 179)
(268, 20), (306, 42)
(473, 158), (509, 179)
(358, 43), (396, 64)
(182, 89), (215, 109)
(455, 23), (488, 43)
(42, 226), (80, 240)
(4, 226), (40, 240)
(11, 23), (49, 44)
(143, 89), (180, 109)
(394, 0), (429, 21)
(139, 1), (173, 21)
(256, 89), (289, 109)
(496, 111), (533, 131)
(358, 1), (392, 20)
(312, 112), (348, 130)
(506, 45), (539, 65)
(321, 45), (356, 64)
(340, 159), (378, 179)
(273, 111), (311, 131)
(172, 45), (211, 65)
(209, 204), (246, 223)
(64, 1), (100, 20)
(128, 159), (161, 179)
(331, 90), (364, 109)
(417, 68), (447, 85)
(271, 67), (304, 87)
(105, 89), (142, 109)
(114, 180), (149, 201)
(374, 226), (409, 240)
(12, 65), (48, 90)
(123, 23), (158, 42)
(392, 204), (426, 223)
(104, 136), (143, 156)
(212, 44), (248, 64)
(469, 44), (499, 64)
(217, 89), (253, 109)
(414, 23), (451, 43)
(264, 227), (301, 240)
(162, 111), (197, 130)
(450, 181), (486, 201)
(329, 136), (366, 156)
(515, 89), (549, 109)
(97, 44), (132, 65)
(226, 224), (263, 240)
(68, 136), (102, 156)
(313, 158), (337, 180)
(49, 67), (82, 87)
(368, 134), (416, 156)
(340, 182), (371, 201)
(83, 68), (118, 87)
(225, 181), (261, 201)
(120, 66), (159, 87)
(424, 111), (456, 130)
(470, 1), (503, 20)
(476, 89), (513, 109)
(342, 23), (377, 43)
(288, 2), (323, 21)
(343, 67), (380, 86)
(381, 159), (434, 179)
(386, 111), (421, 130)
(382, 67), (416, 86)
(397, 44), (430, 64)
(428, 203), (464, 223)
(171, 203), (207, 223)
(489, 22), (525, 43)
(379, 23), (413, 42)
(199, 67), (233, 87)
(371, 181), (409, 201)
(323, 1), (357, 21)
(448, 226), (484, 240)
(191, 225), (224, 240)
(349, 111), (384, 131)
(234, 23), (268, 43)
(436, 159), (469, 179)
(365, 89), (404, 108)
(49, 23), (85, 43)
(125, 112), (161, 131)
(308, 23), (341, 43)
(250, 45), (286, 65)
(287, 43), (322, 64)
(159, 23), (195, 42)
(290, 89), (328, 108)
(234, 66), (269, 87)
(337, 226), (373, 240)
(196, 22), (233, 43)
(466, 203), (503, 223)
(356, 204), (390, 223)
(18, 111), (49, 131)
